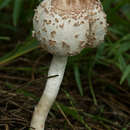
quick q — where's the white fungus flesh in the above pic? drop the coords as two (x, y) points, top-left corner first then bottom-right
(31, 0), (107, 130)
(33, 0), (107, 56)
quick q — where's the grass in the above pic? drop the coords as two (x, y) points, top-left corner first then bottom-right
(0, 0), (130, 129)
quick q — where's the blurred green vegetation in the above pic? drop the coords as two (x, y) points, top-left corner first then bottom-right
(0, 0), (130, 129)
(0, 0), (130, 84)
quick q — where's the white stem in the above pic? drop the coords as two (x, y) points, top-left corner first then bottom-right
(30, 55), (68, 130)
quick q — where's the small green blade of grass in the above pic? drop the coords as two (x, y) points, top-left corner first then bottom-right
(0, 0), (11, 9)
(88, 74), (97, 105)
(99, 121), (111, 130)
(108, 34), (130, 57)
(117, 55), (130, 85)
(0, 23), (17, 31)
(0, 66), (48, 74)
(120, 65), (130, 85)
(0, 36), (10, 41)
(73, 63), (83, 96)
(5, 82), (39, 101)
(63, 89), (75, 106)
(108, 26), (124, 36)
(13, 0), (23, 26)
(113, 0), (130, 11)
(119, 33), (130, 43)
(0, 40), (39, 66)
(118, 42), (130, 54)
(56, 102), (74, 129)
(83, 112), (115, 126)
(87, 44), (104, 106)
(122, 122), (130, 130)
(60, 90), (91, 129)
(121, 4), (130, 20)
(54, 102), (92, 130)
(102, 0), (113, 11)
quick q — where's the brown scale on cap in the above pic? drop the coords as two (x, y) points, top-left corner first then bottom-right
(44, 8), (49, 14)
(42, 37), (46, 42)
(80, 41), (86, 48)
(62, 41), (70, 49)
(73, 22), (80, 27)
(59, 23), (64, 28)
(62, 16), (68, 20)
(46, 20), (52, 25)
(80, 21), (85, 24)
(55, 18), (59, 23)
(84, 15), (89, 20)
(75, 34), (79, 38)
(49, 40), (56, 46)
(37, 31), (40, 35)
(42, 27), (47, 32)
(51, 31), (56, 38)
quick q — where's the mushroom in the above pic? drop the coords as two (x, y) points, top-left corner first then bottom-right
(30, 0), (107, 129)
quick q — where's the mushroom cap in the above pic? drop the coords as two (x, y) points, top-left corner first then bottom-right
(33, 0), (107, 56)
